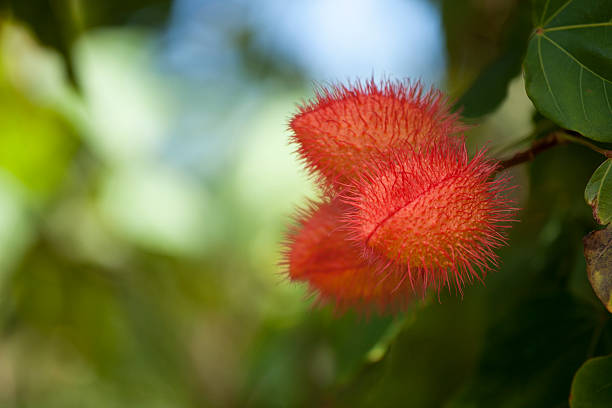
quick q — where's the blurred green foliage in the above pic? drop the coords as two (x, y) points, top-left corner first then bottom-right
(0, 0), (609, 407)
(571, 353), (612, 408)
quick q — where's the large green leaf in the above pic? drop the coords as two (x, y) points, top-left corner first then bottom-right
(331, 295), (486, 408)
(584, 225), (612, 313)
(241, 311), (398, 407)
(585, 159), (612, 225)
(455, 4), (532, 118)
(570, 354), (612, 407)
(446, 292), (606, 408)
(524, 0), (612, 142)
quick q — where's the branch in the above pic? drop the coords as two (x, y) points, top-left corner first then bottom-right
(496, 130), (612, 171)
(561, 131), (612, 158)
(497, 132), (563, 171)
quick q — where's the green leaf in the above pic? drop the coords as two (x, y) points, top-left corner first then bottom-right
(0, 84), (78, 200)
(333, 295), (486, 408)
(0, 242), (201, 406)
(4, 0), (172, 83)
(523, 0), (612, 142)
(456, 53), (523, 118)
(446, 292), (603, 408)
(455, 4), (532, 118)
(242, 311), (397, 407)
(585, 159), (612, 224)
(584, 225), (612, 313)
(570, 354), (612, 407)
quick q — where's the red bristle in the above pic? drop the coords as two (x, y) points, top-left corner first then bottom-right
(289, 78), (465, 190)
(340, 138), (518, 293)
(282, 198), (419, 314)
(283, 79), (520, 313)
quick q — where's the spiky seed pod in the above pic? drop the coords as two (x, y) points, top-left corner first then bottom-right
(289, 79), (465, 190)
(342, 139), (517, 293)
(282, 199), (417, 313)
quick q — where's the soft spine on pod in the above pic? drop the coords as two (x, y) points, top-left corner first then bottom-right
(283, 78), (517, 314)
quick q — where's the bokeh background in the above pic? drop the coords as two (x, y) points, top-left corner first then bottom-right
(0, 0), (606, 407)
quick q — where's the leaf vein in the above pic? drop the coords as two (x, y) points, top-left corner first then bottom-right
(579, 66), (589, 123)
(604, 80), (612, 114)
(544, 22), (612, 32)
(537, 36), (563, 116)
(541, 0), (552, 26)
(542, 34), (612, 83)
(542, 0), (575, 27)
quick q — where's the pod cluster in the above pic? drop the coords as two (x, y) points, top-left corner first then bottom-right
(283, 79), (517, 314)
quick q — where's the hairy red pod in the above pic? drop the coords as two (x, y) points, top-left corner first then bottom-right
(342, 139), (518, 293)
(282, 199), (417, 313)
(284, 78), (519, 312)
(289, 79), (465, 189)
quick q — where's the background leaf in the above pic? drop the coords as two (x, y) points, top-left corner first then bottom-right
(1, 0), (172, 83)
(584, 225), (612, 313)
(523, 0), (612, 141)
(446, 292), (607, 408)
(0, 77), (78, 200)
(570, 353), (612, 408)
(241, 312), (397, 408)
(331, 295), (486, 408)
(585, 159), (612, 225)
(454, 3), (532, 118)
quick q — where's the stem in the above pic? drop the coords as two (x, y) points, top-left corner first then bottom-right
(561, 131), (612, 157)
(497, 132), (562, 170)
(497, 130), (612, 171)
(491, 120), (557, 157)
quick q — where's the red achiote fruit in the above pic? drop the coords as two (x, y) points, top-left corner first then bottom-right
(289, 79), (465, 190)
(283, 199), (417, 313)
(284, 79), (518, 313)
(341, 139), (517, 294)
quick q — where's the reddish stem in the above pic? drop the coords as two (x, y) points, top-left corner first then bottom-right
(497, 133), (563, 171)
(497, 131), (612, 171)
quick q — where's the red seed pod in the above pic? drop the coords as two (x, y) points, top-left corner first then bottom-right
(282, 198), (417, 313)
(341, 139), (518, 294)
(289, 79), (465, 190)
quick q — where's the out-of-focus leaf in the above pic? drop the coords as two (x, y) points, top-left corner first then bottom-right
(446, 292), (606, 408)
(332, 295), (485, 408)
(441, 0), (522, 94)
(2, 0), (75, 80)
(73, 29), (174, 163)
(242, 311), (396, 408)
(585, 159), (612, 225)
(570, 353), (612, 408)
(0, 21), (79, 198)
(524, 0), (612, 141)
(0, 242), (204, 407)
(98, 163), (215, 257)
(455, 3), (532, 118)
(0, 83), (78, 200)
(2, 0), (172, 82)
(528, 144), (601, 220)
(584, 225), (612, 313)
